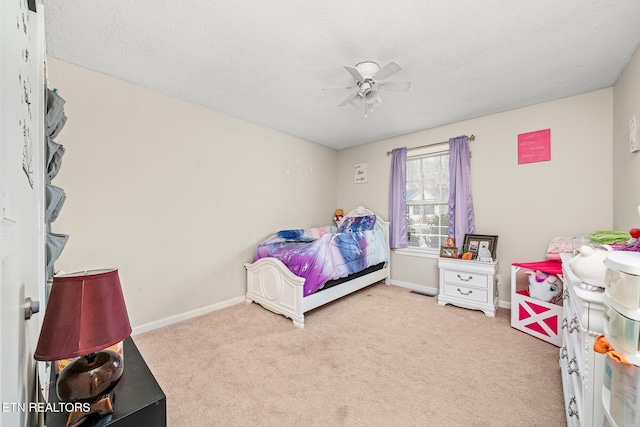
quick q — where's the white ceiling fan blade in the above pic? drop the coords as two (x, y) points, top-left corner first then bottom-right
(323, 85), (356, 90)
(344, 65), (365, 83)
(378, 81), (411, 92)
(375, 61), (402, 81)
(339, 92), (359, 107)
(349, 97), (362, 109)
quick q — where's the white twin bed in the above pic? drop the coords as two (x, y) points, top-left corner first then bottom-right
(244, 206), (390, 327)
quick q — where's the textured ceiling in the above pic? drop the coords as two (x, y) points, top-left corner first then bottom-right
(44, 1), (640, 150)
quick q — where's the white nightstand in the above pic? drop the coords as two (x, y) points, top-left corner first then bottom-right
(437, 257), (499, 316)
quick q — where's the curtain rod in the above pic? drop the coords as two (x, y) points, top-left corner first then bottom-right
(386, 134), (475, 155)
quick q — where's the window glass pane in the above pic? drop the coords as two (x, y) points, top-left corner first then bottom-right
(406, 158), (423, 201)
(420, 155), (450, 202)
(405, 151), (449, 250)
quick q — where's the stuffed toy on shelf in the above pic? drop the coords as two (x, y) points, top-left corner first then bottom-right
(525, 270), (563, 305)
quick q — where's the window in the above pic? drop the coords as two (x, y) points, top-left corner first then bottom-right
(406, 145), (449, 251)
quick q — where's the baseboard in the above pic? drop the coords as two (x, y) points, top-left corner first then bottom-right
(131, 296), (246, 336)
(390, 279), (438, 296)
(130, 288), (512, 335)
(498, 300), (511, 310)
(391, 279), (512, 308)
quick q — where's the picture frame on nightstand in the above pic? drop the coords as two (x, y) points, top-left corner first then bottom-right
(463, 234), (498, 260)
(439, 246), (458, 258)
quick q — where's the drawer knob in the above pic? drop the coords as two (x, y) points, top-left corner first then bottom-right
(457, 274), (473, 282)
(457, 288), (473, 296)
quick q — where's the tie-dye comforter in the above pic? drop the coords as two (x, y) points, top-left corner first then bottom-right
(253, 226), (388, 296)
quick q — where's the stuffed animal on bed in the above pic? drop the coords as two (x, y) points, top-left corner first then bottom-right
(525, 270), (563, 305)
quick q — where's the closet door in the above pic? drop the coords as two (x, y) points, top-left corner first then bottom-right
(0, 1), (46, 426)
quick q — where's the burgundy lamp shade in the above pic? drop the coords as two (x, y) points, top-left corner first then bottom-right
(34, 268), (131, 361)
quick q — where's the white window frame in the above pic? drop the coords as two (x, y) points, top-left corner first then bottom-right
(395, 143), (449, 258)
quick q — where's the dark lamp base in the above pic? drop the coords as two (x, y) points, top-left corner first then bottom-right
(68, 395), (114, 427)
(57, 349), (124, 404)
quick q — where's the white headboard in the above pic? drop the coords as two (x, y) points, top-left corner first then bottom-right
(339, 206), (390, 253)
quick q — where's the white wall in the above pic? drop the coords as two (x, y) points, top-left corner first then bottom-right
(47, 53), (622, 323)
(47, 58), (337, 328)
(613, 46), (640, 229)
(337, 89), (613, 303)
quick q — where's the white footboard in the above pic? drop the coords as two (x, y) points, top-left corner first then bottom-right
(245, 256), (389, 328)
(244, 257), (306, 327)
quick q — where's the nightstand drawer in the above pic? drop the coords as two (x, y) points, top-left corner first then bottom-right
(442, 283), (489, 303)
(438, 258), (498, 317)
(443, 270), (489, 288)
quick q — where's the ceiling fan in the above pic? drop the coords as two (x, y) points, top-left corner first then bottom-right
(325, 61), (411, 117)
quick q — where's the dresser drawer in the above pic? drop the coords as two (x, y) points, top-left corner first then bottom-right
(563, 291), (585, 375)
(442, 283), (489, 303)
(562, 325), (585, 393)
(443, 270), (489, 288)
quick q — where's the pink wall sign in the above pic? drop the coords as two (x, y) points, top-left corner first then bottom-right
(518, 129), (551, 164)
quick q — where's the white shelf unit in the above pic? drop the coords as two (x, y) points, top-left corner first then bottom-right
(510, 264), (564, 347)
(560, 253), (606, 427)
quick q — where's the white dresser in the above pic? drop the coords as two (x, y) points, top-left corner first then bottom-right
(560, 253), (606, 427)
(437, 257), (498, 316)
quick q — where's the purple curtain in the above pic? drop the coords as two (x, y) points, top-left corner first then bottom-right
(389, 147), (408, 249)
(448, 136), (475, 253)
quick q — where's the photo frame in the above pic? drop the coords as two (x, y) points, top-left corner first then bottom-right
(462, 234), (498, 260)
(439, 246), (458, 259)
(354, 163), (368, 184)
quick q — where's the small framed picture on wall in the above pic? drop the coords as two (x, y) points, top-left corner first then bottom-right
(354, 163), (368, 183)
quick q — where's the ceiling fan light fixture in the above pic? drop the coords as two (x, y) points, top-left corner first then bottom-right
(363, 87), (378, 104)
(355, 61), (380, 79)
(332, 60), (409, 117)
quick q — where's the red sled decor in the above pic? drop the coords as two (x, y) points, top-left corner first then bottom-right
(511, 264), (563, 347)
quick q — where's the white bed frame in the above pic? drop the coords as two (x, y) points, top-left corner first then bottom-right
(244, 206), (390, 328)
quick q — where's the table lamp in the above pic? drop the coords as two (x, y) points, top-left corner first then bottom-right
(34, 268), (131, 427)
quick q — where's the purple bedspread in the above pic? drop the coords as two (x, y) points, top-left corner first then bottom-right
(253, 226), (388, 296)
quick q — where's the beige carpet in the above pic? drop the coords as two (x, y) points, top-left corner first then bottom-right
(134, 283), (566, 426)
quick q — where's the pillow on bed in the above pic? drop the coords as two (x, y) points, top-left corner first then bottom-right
(337, 215), (376, 233)
(275, 226), (336, 242)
